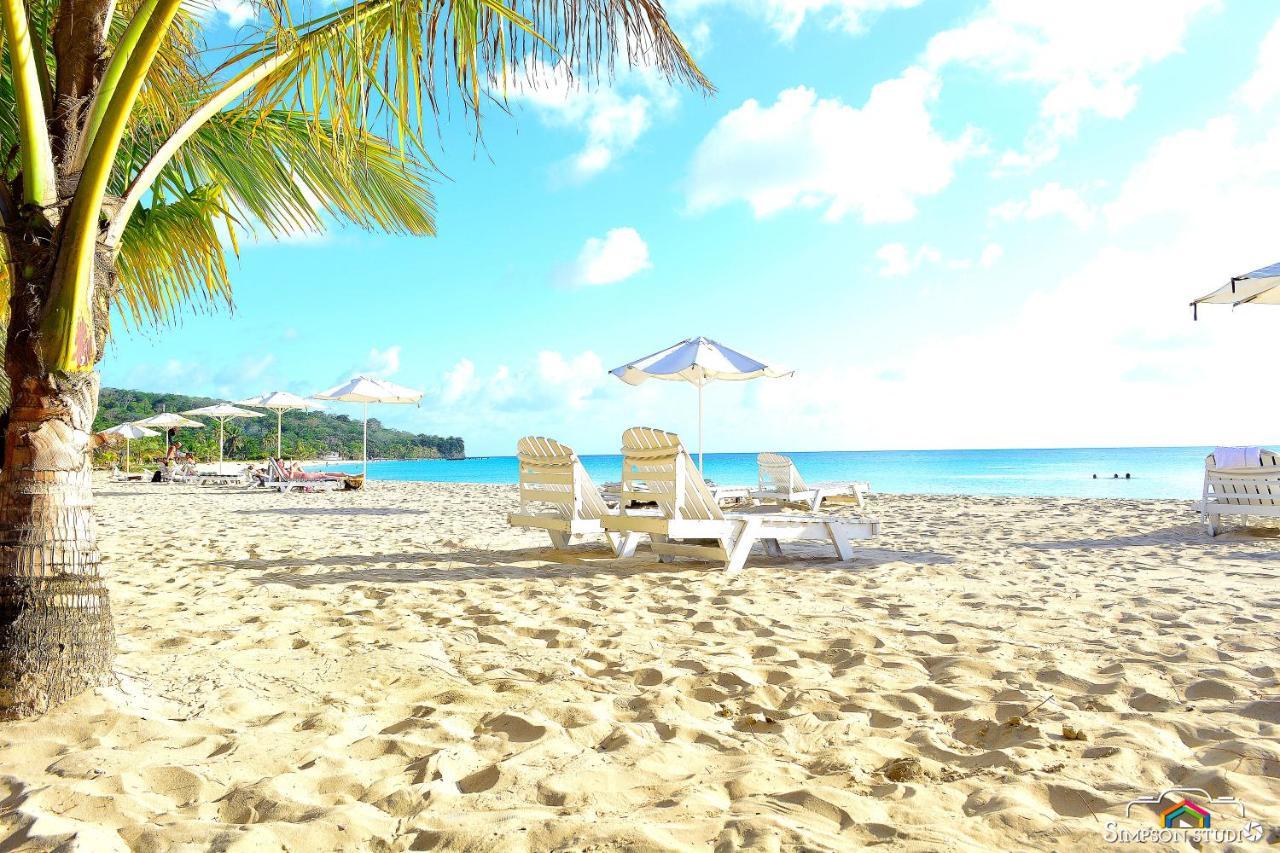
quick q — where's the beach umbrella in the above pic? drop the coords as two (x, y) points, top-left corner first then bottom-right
(99, 423), (159, 474)
(312, 376), (423, 476)
(1191, 261), (1280, 317)
(132, 412), (204, 452)
(181, 404), (263, 474)
(235, 391), (321, 460)
(610, 336), (793, 473)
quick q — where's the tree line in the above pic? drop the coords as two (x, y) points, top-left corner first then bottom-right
(95, 388), (465, 465)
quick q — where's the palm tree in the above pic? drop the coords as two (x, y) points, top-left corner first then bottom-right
(0, 0), (707, 717)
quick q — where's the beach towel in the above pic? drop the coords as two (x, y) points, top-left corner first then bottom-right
(1212, 446), (1262, 469)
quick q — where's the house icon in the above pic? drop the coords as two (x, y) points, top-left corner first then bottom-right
(1162, 799), (1211, 829)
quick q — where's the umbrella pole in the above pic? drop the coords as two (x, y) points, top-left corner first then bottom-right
(363, 401), (369, 478)
(277, 410), (283, 460)
(218, 417), (224, 475)
(698, 381), (704, 476)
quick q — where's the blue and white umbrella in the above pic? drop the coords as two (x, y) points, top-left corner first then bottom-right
(610, 337), (793, 473)
(1192, 261), (1280, 317)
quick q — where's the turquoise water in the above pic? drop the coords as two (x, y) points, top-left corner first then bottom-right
(311, 446), (1226, 499)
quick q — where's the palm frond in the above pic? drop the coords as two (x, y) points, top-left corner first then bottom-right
(114, 184), (235, 327)
(165, 109), (436, 240)
(221, 0), (711, 162)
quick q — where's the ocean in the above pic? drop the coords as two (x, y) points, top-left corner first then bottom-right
(312, 446), (1225, 500)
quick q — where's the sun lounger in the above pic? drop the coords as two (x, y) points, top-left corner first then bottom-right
(507, 436), (641, 555)
(751, 452), (869, 510)
(600, 427), (880, 571)
(1195, 448), (1280, 535)
(109, 466), (144, 483)
(258, 458), (361, 492)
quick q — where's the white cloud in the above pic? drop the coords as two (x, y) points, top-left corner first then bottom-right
(568, 228), (652, 286)
(926, 0), (1219, 165)
(1103, 116), (1280, 230)
(747, 107), (1280, 451)
(979, 242), (1004, 268)
(876, 243), (940, 277)
(686, 69), (979, 223)
(1239, 17), (1280, 110)
(875, 242), (1000, 277)
(203, 0), (256, 27)
(432, 351), (609, 415)
(511, 58), (678, 180)
(991, 182), (1094, 227)
(441, 359), (476, 405)
(668, 0), (919, 41)
(361, 345), (402, 378)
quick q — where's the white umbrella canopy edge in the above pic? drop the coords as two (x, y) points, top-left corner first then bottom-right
(99, 423), (159, 474)
(609, 337), (794, 473)
(1191, 261), (1280, 316)
(312, 376), (423, 476)
(235, 391), (322, 460)
(181, 404), (263, 474)
(132, 412), (205, 453)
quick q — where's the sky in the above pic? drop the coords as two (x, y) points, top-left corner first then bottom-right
(101, 0), (1280, 456)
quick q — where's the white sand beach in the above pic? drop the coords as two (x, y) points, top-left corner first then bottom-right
(1, 481), (1277, 850)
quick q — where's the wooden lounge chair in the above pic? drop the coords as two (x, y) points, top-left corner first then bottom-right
(507, 436), (641, 555)
(1196, 448), (1280, 535)
(751, 452), (869, 510)
(259, 458), (360, 492)
(601, 427), (880, 571)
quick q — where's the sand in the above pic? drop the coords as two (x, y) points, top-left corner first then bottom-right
(1, 481), (1277, 850)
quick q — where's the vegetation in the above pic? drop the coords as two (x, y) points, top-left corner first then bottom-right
(0, 0), (707, 717)
(94, 388), (464, 467)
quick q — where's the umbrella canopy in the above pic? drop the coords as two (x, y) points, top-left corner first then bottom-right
(133, 412), (205, 452)
(99, 423), (159, 474)
(182, 404), (263, 474)
(1191, 261), (1280, 316)
(236, 391), (321, 460)
(103, 423), (159, 440)
(610, 337), (793, 472)
(313, 376), (423, 476)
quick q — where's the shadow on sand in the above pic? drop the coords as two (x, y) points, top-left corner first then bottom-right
(1026, 524), (1222, 550)
(221, 543), (952, 588)
(235, 507), (427, 517)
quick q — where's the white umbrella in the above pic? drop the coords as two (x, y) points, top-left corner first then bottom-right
(1191, 260), (1280, 317)
(610, 336), (793, 473)
(132, 412), (205, 452)
(182, 404), (263, 474)
(312, 375), (423, 476)
(236, 391), (321, 460)
(100, 423), (159, 474)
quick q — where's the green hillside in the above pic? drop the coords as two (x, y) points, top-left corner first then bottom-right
(94, 388), (464, 466)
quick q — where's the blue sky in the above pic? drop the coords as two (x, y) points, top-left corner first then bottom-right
(103, 0), (1280, 455)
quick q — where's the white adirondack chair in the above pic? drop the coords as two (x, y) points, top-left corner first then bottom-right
(507, 436), (642, 555)
(1196, 448), (1280, 535)
(600, 427), (880, 571)
(751, 452), (869, 510)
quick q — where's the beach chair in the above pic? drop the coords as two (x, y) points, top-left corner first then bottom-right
(751, 452), (869, 510)
(601, 427), (880, 571)
(507, 436), (641, 555)
(109, 465), (143, 483)
(258, 458), (353, 492)
(1196, 447), (1280, 535)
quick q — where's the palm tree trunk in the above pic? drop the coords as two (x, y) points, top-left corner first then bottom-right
(0, 246), (115, 719)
